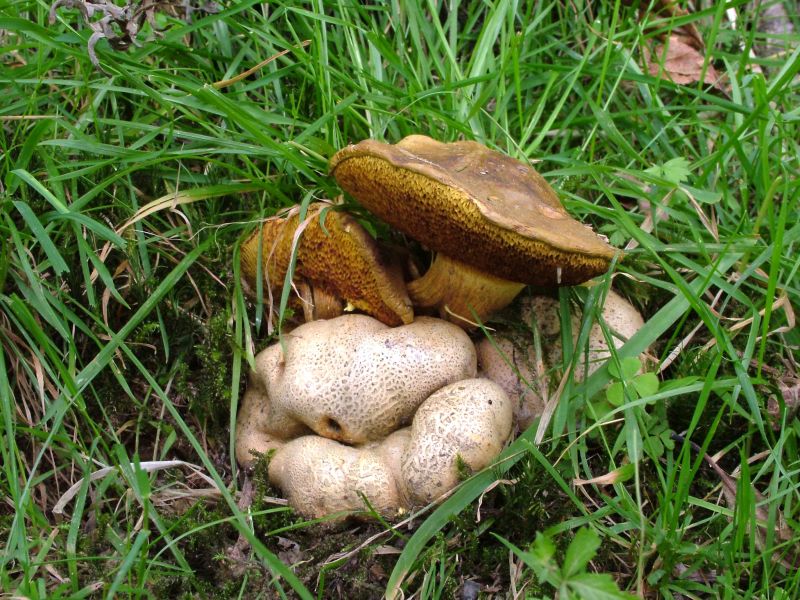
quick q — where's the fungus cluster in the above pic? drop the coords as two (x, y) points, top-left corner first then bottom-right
(236, 135), (644, 520)
(236, 315), (513, 518)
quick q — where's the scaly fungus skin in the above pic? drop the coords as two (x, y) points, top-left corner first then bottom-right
(520, 289), (645, 380)
(234, 314), (478, 467)
(272, 315), (477, 443)
(476, 336), (545, 431)
(264, 380), (513, 520)
(239, 203), (413, 326)
(330, 136), (618, 326)
(400, 378), (513, 505)
(268, 435), (406, 520)
(235, 344), (313, 467)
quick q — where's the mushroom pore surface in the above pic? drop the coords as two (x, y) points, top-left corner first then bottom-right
(330, 136), (616, 287)
(239, 203), (413, 326)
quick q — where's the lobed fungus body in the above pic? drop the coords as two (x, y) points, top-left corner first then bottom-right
(235, 314), (477, 467)
(265, 378), (513, 519)
(268, 435), (406, 519)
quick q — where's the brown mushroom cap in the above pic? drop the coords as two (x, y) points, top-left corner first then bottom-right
(329, 136), (616, 287)
(240, 203), (413, 327)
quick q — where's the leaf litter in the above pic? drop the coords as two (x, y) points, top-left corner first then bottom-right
(49, 0), (220, 70)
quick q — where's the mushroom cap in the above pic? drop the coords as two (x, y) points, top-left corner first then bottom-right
(240, 203), (413, 326)
(268, 436), (406, 520)
(330, 135), (617, 287)
(400, 378), (513, 505)
(258, 314), (477, 444)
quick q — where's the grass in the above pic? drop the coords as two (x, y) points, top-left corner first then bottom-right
(1, 0), (799, 597)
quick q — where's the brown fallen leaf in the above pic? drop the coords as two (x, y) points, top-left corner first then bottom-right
(645, 34), (724, 90)
(646, 0), (705, 51)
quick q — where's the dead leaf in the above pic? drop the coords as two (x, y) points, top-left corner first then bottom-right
(645, 34), (724, 90)
(647, 0), (705, 50)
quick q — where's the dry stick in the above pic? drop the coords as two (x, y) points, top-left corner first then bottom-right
(212, 40), (311, 90)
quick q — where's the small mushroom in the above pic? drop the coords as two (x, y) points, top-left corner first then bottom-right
(521, 290), (645, 380)
(476, 336), (545, 431)
(235, 314), (477, 466)
(240, 203), (413, 326)
(330, 136), (617, 326)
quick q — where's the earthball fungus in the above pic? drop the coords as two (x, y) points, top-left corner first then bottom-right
(477, 289), (647, 431)
(235, 314), (477, 466)
(330, 135), (618, 326)
(236, 314), (515, 520)
(240, 203), (413, 326)
(266, 379), (512, 520)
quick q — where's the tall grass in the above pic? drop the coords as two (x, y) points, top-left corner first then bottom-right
(1, 0), (798, 597)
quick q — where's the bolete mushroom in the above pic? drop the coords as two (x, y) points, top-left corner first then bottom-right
(235, 314), (477, 467)
(240, 203), (413, 326)
(330, 135), (618, 326)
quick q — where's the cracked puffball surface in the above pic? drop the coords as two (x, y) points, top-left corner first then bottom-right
(235, 314), (477, 467)
(266, 379), (513, 519)
(476, 289), (647, 433)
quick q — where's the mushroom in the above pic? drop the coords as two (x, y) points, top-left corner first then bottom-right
(520, 290), (646, 380)
(235, 314), (477, 467)
(265, 379), (513, 520)
(476, 336), (545, 431)
(329, 135), (618, 326)
(239, 203), (413, 326)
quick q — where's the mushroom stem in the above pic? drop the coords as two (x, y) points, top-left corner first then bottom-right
(407, 254), (524, 327)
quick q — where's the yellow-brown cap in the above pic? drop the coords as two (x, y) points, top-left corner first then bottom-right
(330, 135), (618, 287)
(240, 203), (413, 326)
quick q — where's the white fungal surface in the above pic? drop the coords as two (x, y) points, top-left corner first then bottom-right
(267, 315), (476, 443)
(400, 378), (513, 505)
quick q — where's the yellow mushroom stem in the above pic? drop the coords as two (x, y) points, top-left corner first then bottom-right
(407, 253), (524, 327)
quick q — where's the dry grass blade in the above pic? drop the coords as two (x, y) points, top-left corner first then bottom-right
(53, 459), (219, 516)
